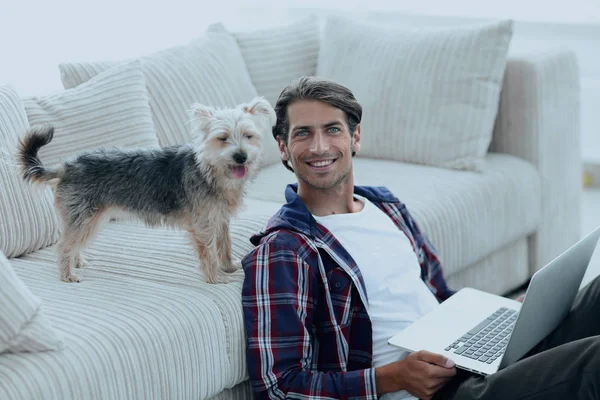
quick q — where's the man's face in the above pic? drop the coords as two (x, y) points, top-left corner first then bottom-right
(277, 100), (360, 192)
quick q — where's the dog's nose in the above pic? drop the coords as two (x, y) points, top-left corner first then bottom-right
(233, 152), (247, 164)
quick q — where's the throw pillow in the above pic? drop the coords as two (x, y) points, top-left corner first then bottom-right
(57, 32), (272, 161)
(316, 16), (514, 171)
(0, 251), (63, 354)
(207, 16), (320, 108)
(0, 85), (61, 258)
(60, 60), (118, 91)
(24, 60), (160, 168)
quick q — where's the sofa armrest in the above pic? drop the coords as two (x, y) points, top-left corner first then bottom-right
(490, 47), (582, 275)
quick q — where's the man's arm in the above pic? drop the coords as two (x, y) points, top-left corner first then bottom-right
(241, 238), (378, 399)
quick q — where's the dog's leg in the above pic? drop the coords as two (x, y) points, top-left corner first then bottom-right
(56, 206), (81, 282)
(190, 225), (223, 284)
(57, 208), (105, 282)
(217, 220), (239, 273)
(57, 234), (80, 283)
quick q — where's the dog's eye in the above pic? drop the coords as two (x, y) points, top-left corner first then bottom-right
(218, 137), (228, 142)
(243, 133), (253, 139)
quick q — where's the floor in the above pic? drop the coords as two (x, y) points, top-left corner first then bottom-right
(507, 187), (600, 298)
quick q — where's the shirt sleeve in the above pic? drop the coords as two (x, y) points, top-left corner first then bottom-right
(241, 238), (378, 400)
(400, 205), (456, 302)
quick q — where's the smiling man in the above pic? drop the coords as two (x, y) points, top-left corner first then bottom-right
(241, 76), (457, 400)
(278, 95), (362, 215)
(240, 76), (600, 400)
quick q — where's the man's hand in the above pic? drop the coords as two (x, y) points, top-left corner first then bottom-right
(516, 294), (526, 303)
(375, 350), (457, 400)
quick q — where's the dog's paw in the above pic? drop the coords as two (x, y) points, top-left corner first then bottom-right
(75, 254), (88, 269)
(202, 269), (219, 284)
(61, 273), (82, 283)
(216, 274), (232, 284)
(223, 259), (242, 273)
(204, 273), (229, 284)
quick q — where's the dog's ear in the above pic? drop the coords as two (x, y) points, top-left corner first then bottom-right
(188, 103), (216, 137)
(189, 103), (216, 120)
(242, 97), (276, 126)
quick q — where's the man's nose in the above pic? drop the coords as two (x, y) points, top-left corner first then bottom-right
(310, 131), (329, 153)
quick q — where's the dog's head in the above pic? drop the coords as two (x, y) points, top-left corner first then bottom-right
(188, 97), (276, 186)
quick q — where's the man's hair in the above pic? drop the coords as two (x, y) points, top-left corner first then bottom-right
(273, 76), (363, 172)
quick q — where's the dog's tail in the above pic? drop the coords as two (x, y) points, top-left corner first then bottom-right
(18, 125), (63, 184)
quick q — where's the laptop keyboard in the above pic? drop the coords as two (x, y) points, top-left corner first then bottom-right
(445, 307), (518, 364)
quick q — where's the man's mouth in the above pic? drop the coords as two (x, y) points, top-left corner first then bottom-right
(306, 159), (336, 169)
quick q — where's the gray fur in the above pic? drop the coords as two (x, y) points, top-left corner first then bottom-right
(17, 97), (275, 284)
(56, 145), (222, 227)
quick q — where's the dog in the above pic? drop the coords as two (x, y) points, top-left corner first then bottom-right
(17, 96), (275, 284)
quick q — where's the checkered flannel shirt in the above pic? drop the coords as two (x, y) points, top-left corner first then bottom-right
(241, 184), (455, 399)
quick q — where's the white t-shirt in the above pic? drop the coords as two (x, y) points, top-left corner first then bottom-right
(313, 195), (440, 400)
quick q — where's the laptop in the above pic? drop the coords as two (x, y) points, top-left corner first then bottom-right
(388, 226), (600, 376)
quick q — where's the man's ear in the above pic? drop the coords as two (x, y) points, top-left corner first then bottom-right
(276, 136), (289, 161)
(352, 124), (361, 153)
(276, 135), (295, 172)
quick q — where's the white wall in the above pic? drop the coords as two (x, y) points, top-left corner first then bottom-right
(1, 0), (598, 160)
(0, 0), (270, 96)
(284, 0), (600, 22)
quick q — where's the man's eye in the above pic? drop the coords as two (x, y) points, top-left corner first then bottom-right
(328, 127), (340, 133)
(296, 130), (308, 137)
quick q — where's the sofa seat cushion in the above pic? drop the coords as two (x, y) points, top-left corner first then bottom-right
(247, 153), (541, 277)
(0, 199), (281, 400)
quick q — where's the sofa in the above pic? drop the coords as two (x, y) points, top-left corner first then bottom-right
(0, 12), (581, 400)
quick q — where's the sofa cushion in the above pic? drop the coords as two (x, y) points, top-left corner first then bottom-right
(60, 60), (123, 90)
(0, 251), (62, 354)
(0, 198), (281, 399)
(205, 18), (319, 168)
(24, 60), (159, 167)
(246, 154), (541, 278)
(207, 16), (320, 108)
(0, 85), (61, 258)
(316, 16), (513, 172)
(57, 31), (276, 165)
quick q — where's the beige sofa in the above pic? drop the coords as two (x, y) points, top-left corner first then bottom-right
(0, 14), (581, 400)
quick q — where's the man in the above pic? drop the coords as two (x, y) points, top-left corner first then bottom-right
(241, 76), (600, 399)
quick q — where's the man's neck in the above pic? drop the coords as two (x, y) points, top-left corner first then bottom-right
(298, 178), (363, 217)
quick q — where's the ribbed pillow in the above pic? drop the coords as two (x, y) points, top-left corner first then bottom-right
(0, 251), (62, 354)
(207, 16), (320, 108)
(57, 32), (264, 154)
(60, 60), (119, 91)
(317, 16), (513, 172)
(24, 60), (160, 167)
(0, 85), (61, 258)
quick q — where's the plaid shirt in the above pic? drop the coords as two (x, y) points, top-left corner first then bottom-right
(241, 184), (455, 399)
